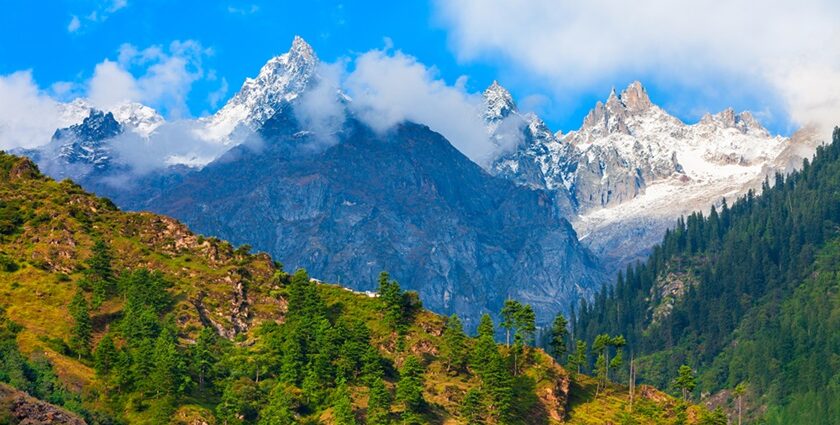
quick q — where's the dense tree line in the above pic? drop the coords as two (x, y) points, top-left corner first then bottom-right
(575, 128), (840, 421)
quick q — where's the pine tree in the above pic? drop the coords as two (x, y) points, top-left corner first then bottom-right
(514, 304), (537, 346)
(476, 313), (494, 339)
(361, 346), (385, 384)
(674, 364), (697, 401)
(610, 335), (625, 375)
(471, 318), (497, 377)
(511, 304), (536, 375)
(150, 326), (188, 397)
(594, 353), (607, 396)
(193, 327), (217, 390)
(441, 314), (467, 373)
(132, 337), (155, 393)
(396, 356), (425, 413)
(94, 333), (118, 375)
(280, 327), (305, 385)
(568, 340), (587, 375)
(113, 348), (132, 393)
(333, 382), (357, 425)
(378, 271), (406, 332)
(500, 299), (522, 346)
(68, 289), (92, 359)
(367, 377), (391, 425)
(461, 388), (482, 424)
(549, 313), (569, 360)
(86, 239), (113, 281)
(258, 382), (297, 425)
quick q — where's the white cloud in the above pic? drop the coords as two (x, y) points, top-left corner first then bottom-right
(89, 40), (209, 118)
(67, 16), (81, 32)
(435, 0), (840, 138)
(88, 60), (140, 109)
(0, 71), (63, 150)
(344, 49), (499, 165)
(293, 62), (347, 149)
(109, 120), (235, 176)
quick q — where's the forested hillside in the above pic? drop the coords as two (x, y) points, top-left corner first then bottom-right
(0, 151), (710, 424)
(575, 128), (840, 423)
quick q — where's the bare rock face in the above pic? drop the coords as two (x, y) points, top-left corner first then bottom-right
(118, 112), (603, 329)
(0, 383), (87, 425)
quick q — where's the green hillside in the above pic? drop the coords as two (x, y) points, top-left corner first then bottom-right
(0, 151), (711, 424)
(575, 128), (840, 423)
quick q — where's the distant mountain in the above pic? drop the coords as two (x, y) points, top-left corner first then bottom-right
(56, 98), (164, 138)
(488, 81), (819, 273)
(62, 38), (599, 328)
(22, 36), (819, 327)
(124, 106), (602, 329)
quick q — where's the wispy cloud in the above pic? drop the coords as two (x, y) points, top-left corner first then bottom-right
(207, 77), (229, 109)
(227, 4), (260, 15)
(67, 16), (81, 33)
(67, 0), (129, 32)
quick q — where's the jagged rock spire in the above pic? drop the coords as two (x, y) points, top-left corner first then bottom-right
(620, 81), (652, 113)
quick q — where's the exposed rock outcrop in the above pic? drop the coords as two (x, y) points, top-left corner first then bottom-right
(0, 383), (87, 425)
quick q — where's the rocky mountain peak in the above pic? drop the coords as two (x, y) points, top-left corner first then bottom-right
(51, 109), (124, 168)
(483, 80), (517, 122)
(700, 107), (770, 136)
(620, 81), (652, 113)
(201, 36), (321, 142)
(289, 35), (316, 62)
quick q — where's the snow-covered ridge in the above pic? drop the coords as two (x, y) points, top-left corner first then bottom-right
(57, 99), (163, 138)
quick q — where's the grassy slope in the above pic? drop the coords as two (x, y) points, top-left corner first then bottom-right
(0, 153), (704, 424)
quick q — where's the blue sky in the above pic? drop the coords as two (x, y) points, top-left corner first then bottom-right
(2, 0), (839, 137)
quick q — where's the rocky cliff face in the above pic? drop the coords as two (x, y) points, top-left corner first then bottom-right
(123, 107), (602, 328)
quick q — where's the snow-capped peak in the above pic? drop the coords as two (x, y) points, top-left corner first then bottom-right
(483, 80), (517, 122)
(200, 36), (320, 143)
(56, 99), (163, 138)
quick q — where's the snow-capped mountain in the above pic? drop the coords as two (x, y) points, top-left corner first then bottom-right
(484, 82), (578, 214)
(52, 109), (123, 168)
(57, 99), (163, 138)
(199, 36), (319, 143)
(488, 81), (819, 273)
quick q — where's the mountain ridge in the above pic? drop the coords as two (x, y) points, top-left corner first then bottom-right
(487, 79), (819, 273)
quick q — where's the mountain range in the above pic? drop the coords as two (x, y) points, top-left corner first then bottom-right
(14, 36), (821, 327)
(486, 81), (819, 273)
